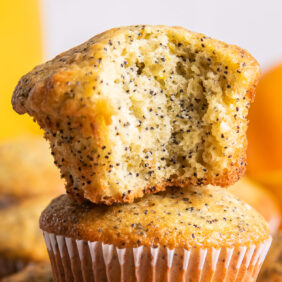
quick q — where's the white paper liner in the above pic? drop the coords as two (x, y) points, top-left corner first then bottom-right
(43, 231), (272, 282)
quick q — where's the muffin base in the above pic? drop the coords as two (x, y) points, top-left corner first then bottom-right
(43, 231), (271, 282)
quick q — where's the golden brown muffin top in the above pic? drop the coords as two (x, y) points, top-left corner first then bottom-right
(12, 25), (260, 205)
(258, 232), (282, 282)
(229, 177), (281, 234)
(2, 262), (52, 282)
(12, 25), (259, 117)
(0, 196), (52, 261)
(0, 136), (64, 199)
(40, 185), (269, 249)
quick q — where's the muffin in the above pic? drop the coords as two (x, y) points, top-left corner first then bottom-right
(12, 25), (260, 205)
(40, 185), (271, 281)
(0, 196), (51, 278)
(229, 177), (281, 234)
(2, 262), (53, 282)
(0, 136), (64, 207)
(258, 231), (282, 282)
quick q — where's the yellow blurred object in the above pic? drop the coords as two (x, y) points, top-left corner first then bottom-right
(0, 0), (43, 140)
(229, 177), (281, 234)
(247, 63), (282, 211)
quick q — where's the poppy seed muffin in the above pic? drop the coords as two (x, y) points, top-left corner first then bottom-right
(40, 185), (271, 282)
(0, 196), (51, 278)
(13, 25), (260, 204)
(0, 136), (64, 207)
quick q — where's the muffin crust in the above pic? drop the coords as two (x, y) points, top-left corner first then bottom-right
(40, 185), (269, 249)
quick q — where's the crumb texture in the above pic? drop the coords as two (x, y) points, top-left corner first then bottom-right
(40, 186), (269, 249)
(12, 25), (260, 204)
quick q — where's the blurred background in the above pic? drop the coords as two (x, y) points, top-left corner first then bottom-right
(0, 0), (282, 280)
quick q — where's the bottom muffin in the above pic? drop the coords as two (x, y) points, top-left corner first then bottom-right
(40, 186), (271, 282)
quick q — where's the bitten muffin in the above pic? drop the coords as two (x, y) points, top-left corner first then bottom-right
(258, 231), (282, 282)
(40, 185), (271, 282)
(12, 25), (260, 205)
(0, 196), (51, 278)
(2, 262), (53, 282)
(0, 136), (64, 207)
(229, 177), (281, 234)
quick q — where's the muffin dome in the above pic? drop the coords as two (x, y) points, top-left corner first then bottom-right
(13, 25), (260, 204)
(40, 185), (269, 249)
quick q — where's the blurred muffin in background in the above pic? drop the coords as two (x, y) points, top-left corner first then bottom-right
(2, 262), (52, 282)
(247, 63), (282, 210)
(0, 196), (52, 278)
(0, 135), (63, 278)
(258, 231), (282, 282)
(230, 177), (281, 234)
(0, 135), (64, 207)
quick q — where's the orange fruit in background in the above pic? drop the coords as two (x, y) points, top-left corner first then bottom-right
(247, 63), (282, 209)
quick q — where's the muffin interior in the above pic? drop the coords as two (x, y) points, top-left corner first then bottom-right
(92, 27), (249, 194)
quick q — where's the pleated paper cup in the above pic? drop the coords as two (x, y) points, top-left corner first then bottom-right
(43, 231), (271, 282)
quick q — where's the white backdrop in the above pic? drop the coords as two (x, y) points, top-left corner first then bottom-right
(42, 0), (282, 69)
